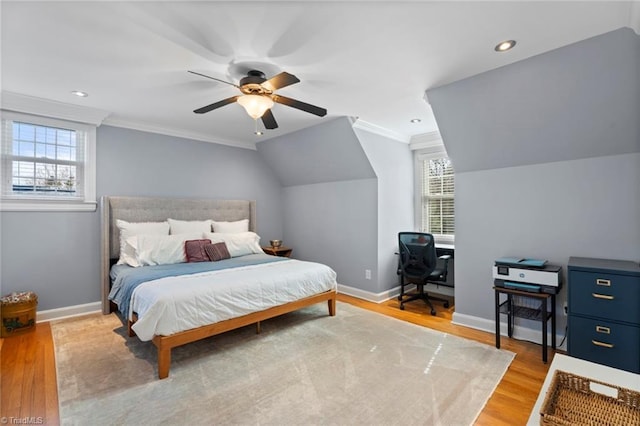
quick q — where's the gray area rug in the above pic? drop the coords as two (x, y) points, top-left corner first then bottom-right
(52, 302), (514, 425)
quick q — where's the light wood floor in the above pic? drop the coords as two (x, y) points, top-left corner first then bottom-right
(1, 293), (553, 425)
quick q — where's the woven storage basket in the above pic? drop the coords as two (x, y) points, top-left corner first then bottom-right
(1, 291), (37, 337)
(540, 370), (640, 426)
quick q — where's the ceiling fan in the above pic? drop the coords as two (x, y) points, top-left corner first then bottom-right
(189, 69), (327, 131)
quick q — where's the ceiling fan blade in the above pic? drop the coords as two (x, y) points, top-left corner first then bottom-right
(262, 72), (300, 91)
(261, 109), (278, 129)
(188, 70), (239, 88)
(272, 95), (327, 117)
(194, 96), (239, 114)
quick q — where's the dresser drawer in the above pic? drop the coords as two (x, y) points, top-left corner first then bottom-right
(568, 270), (640, 324)
(568, 315), (640, 373)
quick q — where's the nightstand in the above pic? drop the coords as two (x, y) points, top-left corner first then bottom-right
(262, 246), (292, 257)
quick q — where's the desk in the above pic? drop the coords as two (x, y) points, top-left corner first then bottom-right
(527, 354), (640, 425)
(494, 286), (556, 363)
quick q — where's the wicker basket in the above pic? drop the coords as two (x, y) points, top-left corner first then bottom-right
(1, 291), (37, 337)
(540, 370), (640, 425)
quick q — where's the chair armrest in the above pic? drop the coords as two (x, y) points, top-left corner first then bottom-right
(438, 254), (451, 261)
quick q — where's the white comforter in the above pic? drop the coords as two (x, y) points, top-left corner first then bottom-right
(130, 259), (337, 341)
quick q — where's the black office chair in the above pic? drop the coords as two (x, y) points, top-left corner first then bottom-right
(397, 232), (451, 315)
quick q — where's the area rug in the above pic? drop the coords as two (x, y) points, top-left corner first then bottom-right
(52, 302), (514, 425)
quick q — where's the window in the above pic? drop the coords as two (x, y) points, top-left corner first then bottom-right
(1, 111), (96, 211)
(415, 149), (455, 243)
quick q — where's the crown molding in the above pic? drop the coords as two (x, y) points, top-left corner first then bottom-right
(102, 117), (257, 150)
(351, 119), (410, 143)
(1, 91), (110, 126)
(409, 131), (444, 150)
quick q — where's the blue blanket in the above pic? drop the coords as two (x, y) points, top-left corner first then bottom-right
(109, 254), (288, 318)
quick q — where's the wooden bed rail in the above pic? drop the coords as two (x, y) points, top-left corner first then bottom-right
(144, 290), (337, 379)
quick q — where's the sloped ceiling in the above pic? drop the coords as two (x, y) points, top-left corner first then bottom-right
(427, 27), (640, 173)
(256, 117), (375, 186)
(1, 1), (637, 148)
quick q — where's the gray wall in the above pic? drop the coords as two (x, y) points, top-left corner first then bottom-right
(257, 117), (376, 186)
(283, 179), (379, 290)
(427, 27), (640, 334)
(356, 128), (414, 292)
(427, 27), (640, 173)
(455, 153), (640, 331)
(258, 117), (380, 291)
(259, 117), (414, 294)
(0, 125), (283, 310)
(97, 126), (283, 239)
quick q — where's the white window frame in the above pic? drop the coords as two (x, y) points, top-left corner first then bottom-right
(1, 111), (96, 212)
(413, 147), (455, 245)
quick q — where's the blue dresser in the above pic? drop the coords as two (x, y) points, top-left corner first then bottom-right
(567, 257), (640, 373)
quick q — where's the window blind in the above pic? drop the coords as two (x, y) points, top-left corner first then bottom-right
(1, 114), (86, 200)
(421, 157), (455, 236)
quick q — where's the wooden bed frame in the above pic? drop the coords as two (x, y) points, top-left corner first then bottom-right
(100, 196), (336, 379)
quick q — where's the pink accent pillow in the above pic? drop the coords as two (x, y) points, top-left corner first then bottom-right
(184, 239), (211, 262)
(204, 242), (231, 261)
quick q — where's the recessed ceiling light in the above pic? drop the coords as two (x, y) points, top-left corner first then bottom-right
(254, 131), (264, 136)
(494, 40), (516, 52)
(410, 118), (421, 123)
(71, 90), (88, 97)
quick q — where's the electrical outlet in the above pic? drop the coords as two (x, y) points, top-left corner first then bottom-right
(563, 302), (568, 316)
(365, 269), (371, 280)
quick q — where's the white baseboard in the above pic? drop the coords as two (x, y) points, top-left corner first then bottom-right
(37, 301), (101, 323)
(337, 283), (402, 303)
(452, 312), (567, 352)
(337, 283), (454, 303)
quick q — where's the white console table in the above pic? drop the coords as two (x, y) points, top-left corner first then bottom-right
(527, 354), (640, 425)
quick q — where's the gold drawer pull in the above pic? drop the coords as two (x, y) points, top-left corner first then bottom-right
(595, 325), (610, 334)
(592, 340), (614, 349)
(592, 293), (614, 300)
(596, 278), (611, 286)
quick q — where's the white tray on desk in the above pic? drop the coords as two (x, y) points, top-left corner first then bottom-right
(527, 354), (640, 425)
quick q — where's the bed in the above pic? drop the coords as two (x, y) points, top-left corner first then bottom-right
(100, 196), (337, 379)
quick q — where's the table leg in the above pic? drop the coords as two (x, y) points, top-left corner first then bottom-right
(542, 296), (548, 363)
(507, 294), (513, 338)
(551, 294), (557, 350)
(495, 289), (500, 349)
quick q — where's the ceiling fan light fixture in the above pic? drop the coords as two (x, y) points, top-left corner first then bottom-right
(237, 94), (274, 119)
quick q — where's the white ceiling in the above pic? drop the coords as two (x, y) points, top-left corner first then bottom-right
(2, 1), (638, 149)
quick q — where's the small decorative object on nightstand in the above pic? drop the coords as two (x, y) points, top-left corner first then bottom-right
(269, 239), (282, 248)
(263, 242), (292, 258)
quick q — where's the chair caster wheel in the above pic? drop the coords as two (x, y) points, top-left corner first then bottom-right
(430, 310), (436, 316)
(400, 304), (405, 310)
(444, 302), (450, 308)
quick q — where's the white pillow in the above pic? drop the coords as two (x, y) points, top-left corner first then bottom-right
(135, 233), (202, 266)
(116, 220), (169, 265)
(202, 232), (263, 257)
(168, 218), (212, 235)
(120, 236), (142, 267)
(211, 219), (249, 233)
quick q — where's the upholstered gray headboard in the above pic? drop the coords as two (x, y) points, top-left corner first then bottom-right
(100, 196), (257, 314)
